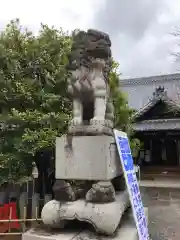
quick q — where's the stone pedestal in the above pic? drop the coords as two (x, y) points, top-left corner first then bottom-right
(41, 190), (129, 235)
(23, 208), (149, 240)
(56, 135), (122, 180)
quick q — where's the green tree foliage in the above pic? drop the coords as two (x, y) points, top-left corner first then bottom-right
(0, 19), (72, 183)
(109, 61), (141, 158)
(0, 20), (139, 184)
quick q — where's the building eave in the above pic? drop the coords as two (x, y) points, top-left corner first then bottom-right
(120, 73), (180, 86)
(133, 86), (180, 120)
(133, 118), (180, 131)
(133, 97), (180, 119)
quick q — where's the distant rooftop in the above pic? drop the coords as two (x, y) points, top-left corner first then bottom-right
(119, 73), (180, 86)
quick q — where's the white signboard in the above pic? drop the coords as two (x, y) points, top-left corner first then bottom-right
(114, 129), (149, 240)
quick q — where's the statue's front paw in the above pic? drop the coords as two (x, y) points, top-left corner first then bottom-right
(71, 118), (82, 126)
(67, 85), (73, 94)
(90, 117), (105, 125)
(53, 180), (76, 202)
(86, 181), (115, 203)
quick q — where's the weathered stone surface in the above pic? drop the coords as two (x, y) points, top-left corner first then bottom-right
(23, 208), (144, 240)
(41, 190), (130, 235)
(86, 181), (115, 203)
(67, 29), (112, 85)
(56, 135), (122, 181)
(66, 29), (114, 135)
(53, 180), (76, 202)
(68, 120), (113, 136)
(22, 229), (79, 240)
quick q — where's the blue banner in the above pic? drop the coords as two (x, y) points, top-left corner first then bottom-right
(114, 129), (149, 240)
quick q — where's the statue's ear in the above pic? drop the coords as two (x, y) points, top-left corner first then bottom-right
(72, 29), (80, 37)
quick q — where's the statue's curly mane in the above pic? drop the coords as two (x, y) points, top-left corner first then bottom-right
(67, 29), (112, 85)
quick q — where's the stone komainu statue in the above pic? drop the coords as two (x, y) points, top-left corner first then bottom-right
(66, 29), (114, 130)
(40, 30), (131, 237)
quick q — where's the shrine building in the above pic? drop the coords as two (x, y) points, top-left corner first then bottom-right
(120, 73), (180, 178)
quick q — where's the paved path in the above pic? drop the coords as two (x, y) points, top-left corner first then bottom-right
(148, 200), (180, 240)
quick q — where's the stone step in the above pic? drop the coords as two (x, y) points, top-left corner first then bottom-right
(141, 173), (180, 180)
(140, 183), (180, 204)
(140, 179), (180, 188)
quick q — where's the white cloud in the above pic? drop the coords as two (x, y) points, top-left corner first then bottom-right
(0, 0), (101, 33)
(0, 0), (180, 77)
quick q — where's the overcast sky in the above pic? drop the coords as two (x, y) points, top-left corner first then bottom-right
(1, 0), (180, 78)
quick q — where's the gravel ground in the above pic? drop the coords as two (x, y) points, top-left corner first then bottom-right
(148, 200), (180, 240)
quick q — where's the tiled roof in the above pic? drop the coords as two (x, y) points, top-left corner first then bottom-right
(120, 73), (180, 86)
(133, 118), (180, 131)
(134, 86), (180, 119)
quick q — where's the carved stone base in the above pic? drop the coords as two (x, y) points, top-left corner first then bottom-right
(41, 190), (130, 235)
(23, 208), (146, 240)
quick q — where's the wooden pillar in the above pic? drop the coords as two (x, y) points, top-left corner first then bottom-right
(177, 140), (180, 165)
(149, 138), (152, 164)
(161, 139), (166, 163)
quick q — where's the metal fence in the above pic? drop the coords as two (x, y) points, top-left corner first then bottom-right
(0, 180), (52, 236)
(0, 205), (40, 236)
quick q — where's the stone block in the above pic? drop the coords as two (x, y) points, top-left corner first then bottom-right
(22, 229), (79, 240)
(56, 135), (122, 180)
(41, 190), (130, 235)
(22, 208), (138, 240)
